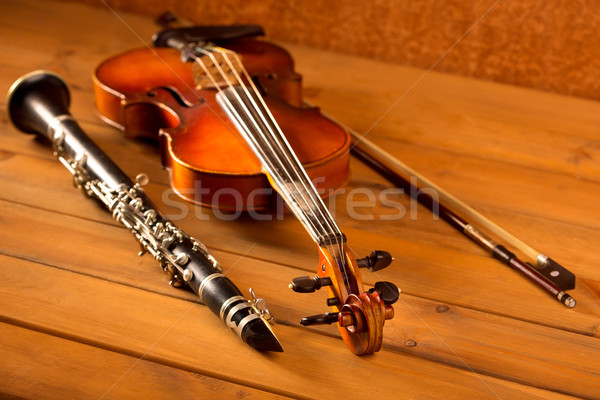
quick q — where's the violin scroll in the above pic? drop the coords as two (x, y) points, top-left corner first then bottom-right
(292, 246), (398, 355)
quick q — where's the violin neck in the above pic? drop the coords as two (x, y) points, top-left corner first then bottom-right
(216, 85), (344, 246)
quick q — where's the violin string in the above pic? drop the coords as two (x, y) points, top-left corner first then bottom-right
(198, 48), (327, 238)
(222, 53), (354, 296)
(198, 50), (326, 243)
(218, 48), (347, 266)
(221, 50), (343, 246)
(191, 47), (327, 243)
(194, 46), (351, 289)
(222, 50), (350, 274)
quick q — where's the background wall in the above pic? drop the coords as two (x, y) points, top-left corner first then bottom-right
(76, 0), (600, 101)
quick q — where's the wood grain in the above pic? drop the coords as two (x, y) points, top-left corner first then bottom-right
(0, 323), (288, 400)
(0, 189), (598, 397)
(1, 151), (598, 339)
(0, 255), (580, 400)
(0, 150), (600, 394)
(1, 0), (599, 399)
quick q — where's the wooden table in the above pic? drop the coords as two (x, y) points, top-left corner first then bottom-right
(1, 1), (599, 399)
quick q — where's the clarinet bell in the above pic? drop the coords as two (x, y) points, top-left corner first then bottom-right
(7, 70), (71, 137)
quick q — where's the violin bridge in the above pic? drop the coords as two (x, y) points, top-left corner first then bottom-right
(192, 47), (244, 90)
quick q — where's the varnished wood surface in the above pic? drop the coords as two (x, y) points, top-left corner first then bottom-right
(0, 0), (599, 399)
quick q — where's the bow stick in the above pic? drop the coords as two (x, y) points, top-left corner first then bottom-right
(312, 106), (576, 308)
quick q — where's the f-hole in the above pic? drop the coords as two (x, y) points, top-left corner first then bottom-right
(147, 86), (204, 108)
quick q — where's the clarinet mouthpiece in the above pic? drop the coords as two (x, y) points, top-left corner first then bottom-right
(241, 318), (283, 352)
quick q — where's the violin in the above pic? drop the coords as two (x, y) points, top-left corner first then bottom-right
(93, 26), (399, 354)
(93, 26), (349, 211)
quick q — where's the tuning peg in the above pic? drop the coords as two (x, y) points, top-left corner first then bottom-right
(371, 281), (400, 305)
(289, 275), (332, 293)
(300, 312), (339, 326)
(326, 297), (340, 306)
(356, 250), (393, 272)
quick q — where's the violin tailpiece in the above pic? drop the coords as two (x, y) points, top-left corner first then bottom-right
(192, 48), (244, 89)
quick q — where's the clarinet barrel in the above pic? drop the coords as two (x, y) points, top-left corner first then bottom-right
(7, 70), (282, 352)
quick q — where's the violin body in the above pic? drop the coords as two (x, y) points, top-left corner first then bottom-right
(93, 39), (350, 211)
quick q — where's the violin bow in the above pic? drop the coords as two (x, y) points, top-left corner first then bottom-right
(152, 13), (575, 307)
(311, 107), (576, 308)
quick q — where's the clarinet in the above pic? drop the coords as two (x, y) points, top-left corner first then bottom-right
(7, 71), (282, 352)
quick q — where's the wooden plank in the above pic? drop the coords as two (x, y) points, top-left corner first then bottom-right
(0, 254), (579, 400)
(0, 323), (288, 400)
(2, 114), (598, 243)
(0, 152), (598, 339)
(293, 40), (600, 182)
(2, 76), (598, 237)
(0, 196), (599, 398)
(389, 297), (600, 399)
(367, 139), (600, 232)
(0, 141), (596, 282)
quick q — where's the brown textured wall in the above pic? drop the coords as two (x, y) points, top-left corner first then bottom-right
(74, 0), (600, 101)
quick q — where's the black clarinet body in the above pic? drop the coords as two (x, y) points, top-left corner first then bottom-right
(7, 71), (282, 352)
